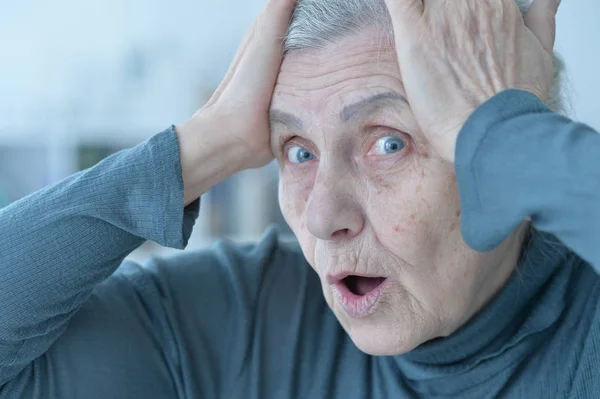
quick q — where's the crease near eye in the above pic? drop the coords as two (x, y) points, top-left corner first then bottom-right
(287, 145), (315, 164)
(371, 136), (406, 155)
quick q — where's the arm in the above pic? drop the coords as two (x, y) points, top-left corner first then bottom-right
(455, 89), (600, 268)
(0, 125), (262, 398)
(0, 123), (326, 398)
(0, 128), (197, 389)
(0, 0), (296, 395)
(381, 0), (584, 258)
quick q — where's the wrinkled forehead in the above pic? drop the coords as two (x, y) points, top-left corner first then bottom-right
(272, 28), (403, 120)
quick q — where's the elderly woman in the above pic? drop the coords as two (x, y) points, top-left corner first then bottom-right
(1, 0), (598, 397)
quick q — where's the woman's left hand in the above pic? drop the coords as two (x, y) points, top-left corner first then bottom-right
(383, 0), (560, 163)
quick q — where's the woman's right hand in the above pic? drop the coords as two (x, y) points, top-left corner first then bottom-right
(176, 0), (296, 205)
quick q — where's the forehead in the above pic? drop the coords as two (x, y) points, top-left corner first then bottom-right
(272, 28), (403, 117)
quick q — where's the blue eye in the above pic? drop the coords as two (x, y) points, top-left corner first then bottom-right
(374, 136), (405, 155)
(287, 146), (315, 163)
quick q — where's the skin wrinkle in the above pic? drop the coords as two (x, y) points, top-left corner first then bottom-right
(281, 46), (391, 80)
(273, 27), (524, 356)
(271, 91), (410, 152)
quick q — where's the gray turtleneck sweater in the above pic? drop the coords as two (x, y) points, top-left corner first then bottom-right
(1, 90), (600, 398)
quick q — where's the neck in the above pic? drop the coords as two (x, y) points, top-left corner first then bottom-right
(391, 230), (573, 391)
(466, 222), (532, 334)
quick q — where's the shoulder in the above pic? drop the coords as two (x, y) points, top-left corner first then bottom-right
(559, 257), (600, 395)
(107, 227), (332, 395)
(123, 226), (316, 303)
(111, 225), (327, 343)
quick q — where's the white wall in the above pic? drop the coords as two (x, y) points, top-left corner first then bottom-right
(1, 0), (598, 131)
(555, 0), (600, 129)
(0, 0), (265, 132)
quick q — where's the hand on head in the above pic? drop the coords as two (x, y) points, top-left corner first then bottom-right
(200, 0), (297, 169)
(382, 0), (560, 163)
(177, 0), (296, 186)
(176, 0), (296, 204)
(177, 0), (559, 203)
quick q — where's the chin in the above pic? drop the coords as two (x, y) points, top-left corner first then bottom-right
(339, 315), (428, 356)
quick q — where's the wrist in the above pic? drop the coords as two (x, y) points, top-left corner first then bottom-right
(175, 114), (248, 206)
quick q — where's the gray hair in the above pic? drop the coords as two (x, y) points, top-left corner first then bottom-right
(284, 0), (567, 114)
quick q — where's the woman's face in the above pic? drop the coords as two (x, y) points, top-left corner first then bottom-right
(271, 28), (524, 356)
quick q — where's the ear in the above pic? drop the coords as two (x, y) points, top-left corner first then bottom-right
(524, 0), (560, 54)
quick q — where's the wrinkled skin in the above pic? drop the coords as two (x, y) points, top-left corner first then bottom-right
(178, 0), (556, 356)
(382, 0), (556, 163)
(271, 29), (527, 355)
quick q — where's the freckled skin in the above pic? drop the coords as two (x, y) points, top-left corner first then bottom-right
(393, 225), (404, 233)
(272, 27), (527, 356)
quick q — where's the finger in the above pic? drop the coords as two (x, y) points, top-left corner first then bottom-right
(383, 0), (424, 37)
(207, 1), (273, 105)
(207, 0), (296, 106)
(206, 33), (251, 106)
(524, 0), (559, 54)
(230, 0), (297, 99)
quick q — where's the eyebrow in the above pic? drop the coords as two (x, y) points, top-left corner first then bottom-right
(269, 91), (407, 132)
(269, 109), (304, 131)
(340, 91), (407, 122)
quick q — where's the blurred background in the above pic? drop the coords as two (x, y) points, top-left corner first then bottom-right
(1, 0), (598, 263)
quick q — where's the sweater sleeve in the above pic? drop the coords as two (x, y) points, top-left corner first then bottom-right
(0, 126), (199, 391)
(455, 89), (600, 269)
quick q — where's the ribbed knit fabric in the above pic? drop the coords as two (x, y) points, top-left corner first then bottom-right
(1, 90), (600, 398)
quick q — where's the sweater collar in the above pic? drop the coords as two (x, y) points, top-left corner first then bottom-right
(389, 231), (574, 392)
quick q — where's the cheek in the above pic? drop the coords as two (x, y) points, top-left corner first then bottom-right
(278, 170), (317, 265)
(278, 175), (311, 229)
(430, 173), (462, 236)
(369, 163), (462, 262)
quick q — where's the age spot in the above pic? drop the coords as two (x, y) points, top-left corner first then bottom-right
(422, 198), (432, 209)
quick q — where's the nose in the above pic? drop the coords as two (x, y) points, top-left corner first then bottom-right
(305, 171), (364, 241)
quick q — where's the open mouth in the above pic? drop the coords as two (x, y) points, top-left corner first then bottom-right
(342, 276), (387, 296)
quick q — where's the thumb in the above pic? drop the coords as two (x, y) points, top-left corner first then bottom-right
(383, 0), (424, 39)
(524, 0), (560, 54)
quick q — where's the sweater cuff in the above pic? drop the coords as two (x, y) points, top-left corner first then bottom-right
(149, 126), (199, 249)
(455, 89), (551, 252)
